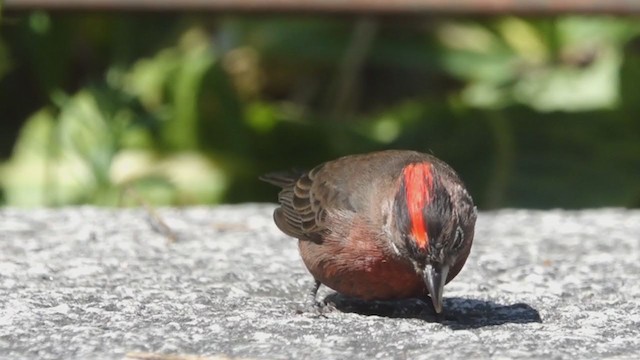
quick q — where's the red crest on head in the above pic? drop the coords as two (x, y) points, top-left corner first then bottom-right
(402, 163), (434, 250)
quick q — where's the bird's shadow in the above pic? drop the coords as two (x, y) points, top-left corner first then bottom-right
(323, 293), (541, 329)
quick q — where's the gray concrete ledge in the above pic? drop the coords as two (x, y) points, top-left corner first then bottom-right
(1, 205), (639, 359)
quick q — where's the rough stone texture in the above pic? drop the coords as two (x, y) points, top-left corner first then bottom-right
(1, 205), (639, 359)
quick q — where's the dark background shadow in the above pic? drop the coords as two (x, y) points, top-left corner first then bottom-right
(324, 293), (542, 330)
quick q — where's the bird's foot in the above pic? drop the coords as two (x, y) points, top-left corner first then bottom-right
(295, 299), (334, 317)
(294, 279), (335, 317)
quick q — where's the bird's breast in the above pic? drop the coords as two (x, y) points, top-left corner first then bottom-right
(298, 224), (426, 301)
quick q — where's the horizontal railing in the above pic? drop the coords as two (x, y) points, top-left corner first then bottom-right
(4, 0), (640, 14)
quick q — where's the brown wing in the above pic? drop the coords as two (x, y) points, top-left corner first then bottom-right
(260, 150), (446, 242)
(260, 164), (340, 243)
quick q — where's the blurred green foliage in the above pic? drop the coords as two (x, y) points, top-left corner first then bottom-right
(0, 13), (639, 208)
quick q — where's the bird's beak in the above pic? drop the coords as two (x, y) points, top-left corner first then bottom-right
(423, 263), (449, 314)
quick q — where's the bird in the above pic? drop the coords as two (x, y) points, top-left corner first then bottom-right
(260, 150), (477, 314)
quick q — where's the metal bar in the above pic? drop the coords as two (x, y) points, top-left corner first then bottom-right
(4, 0), (640, 15)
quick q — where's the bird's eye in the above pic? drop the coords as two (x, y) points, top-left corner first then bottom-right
(452, 226), (464, 249)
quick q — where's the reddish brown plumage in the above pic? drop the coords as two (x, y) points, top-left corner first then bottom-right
(261, 150), (476, 313)
(299, 214), (425, 300)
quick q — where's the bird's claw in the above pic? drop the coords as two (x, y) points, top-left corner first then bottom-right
(295, 299), (336, 318)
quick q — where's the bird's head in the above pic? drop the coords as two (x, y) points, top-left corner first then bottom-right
(389, 161), (476, 313)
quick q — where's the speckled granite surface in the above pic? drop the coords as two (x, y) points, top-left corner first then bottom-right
(1, 206), (639, 359)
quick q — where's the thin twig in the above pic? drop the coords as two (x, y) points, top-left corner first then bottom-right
(329, 17), (378, 122)
(123, 186), (178, 243)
